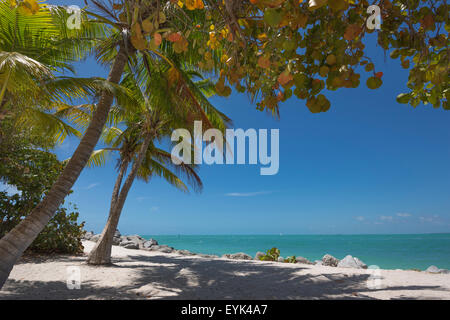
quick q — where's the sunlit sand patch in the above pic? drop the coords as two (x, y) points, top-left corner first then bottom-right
(131, 283), (182, 299)
(175, 268), (200, 287)
(232, 271), (262, 277)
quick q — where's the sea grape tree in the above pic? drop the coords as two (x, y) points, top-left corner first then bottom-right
(148, 1), (448, 113)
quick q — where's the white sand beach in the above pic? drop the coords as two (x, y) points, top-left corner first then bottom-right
(1, 240), (449, 300)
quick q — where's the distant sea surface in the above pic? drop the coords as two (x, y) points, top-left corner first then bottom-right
(140, 233), (450, 270)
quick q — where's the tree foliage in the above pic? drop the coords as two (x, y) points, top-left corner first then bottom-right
(94, 0), (447, 114)
(0, 120), (85, 254)
(4, 0), (447, 121)
(0, 0), (117, 144)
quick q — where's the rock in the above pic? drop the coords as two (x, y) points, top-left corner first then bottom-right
(254, 251), (265, 261)
(322, 254), (339, 267)
(90, 234), (101, 243)
(143, 239), (158, 248)
(112, 237), (121, 246)
(296, 256), (313, 265)
(314, 260), (323, 266)
(177, 250), (196, 256)
(128, 235), (145, 242)
(83, 231), (94, 240)
(426, 265), (440, 273)
(158, 247), (174, 253)
(222, 253), (253, 260)
(114, 229), (121, 238)
(277, 256), (284, 262)
(147, 245), (174, 253)
(121, 234), (144, 242)
(425, 265), (450, 274)
(198, 254), (219, 259)
(120, 241), (139, 249)
(354, 257), (368, 269)
(337, 255), (367, 269)
(120, 235), (144, 248)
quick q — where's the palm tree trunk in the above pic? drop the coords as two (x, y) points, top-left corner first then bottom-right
(0, 45), (128, 289)
(0, 69), (12, 108)
(86, 131), (153, 265)
(0, 70), (11, 130)
(111, 160), (129, 208)
(86, 159), (129, 265)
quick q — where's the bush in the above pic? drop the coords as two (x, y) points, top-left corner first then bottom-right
(29, 204), (84, 254)
(258, 248), (297, 263)
(0, 196), (85, 254)
(259, 247), (281, 261)
(284, 256), (297, 263)
(0, 120), (85, 254)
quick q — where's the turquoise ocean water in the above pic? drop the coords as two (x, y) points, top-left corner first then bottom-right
(140, 233), (450, 270)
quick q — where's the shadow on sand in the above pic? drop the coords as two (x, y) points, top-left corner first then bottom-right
(0, 253), (447, 300)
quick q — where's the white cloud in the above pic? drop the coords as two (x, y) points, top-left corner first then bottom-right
(419, 215), (441, 224)
(355, 216), (365, 221)
(225, 191), (272, 197)
(380, 215), (393, 221)
(397, 212), (412, 217)
(86, 183), (100, 190)
(150, 206), (159, 212)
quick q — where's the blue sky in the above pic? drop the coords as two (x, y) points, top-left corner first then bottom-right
(3, 1), (450, 235)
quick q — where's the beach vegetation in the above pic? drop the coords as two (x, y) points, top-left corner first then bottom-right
(0, 119), (84, 254)
(284, 256), (297, 263)
(259, 247), (281, 261)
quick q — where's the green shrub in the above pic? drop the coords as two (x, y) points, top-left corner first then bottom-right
(258, 248), (298, 263)
(259, 247), (281, 261)
(284, 256), (297, 263)
(29, 205), (84, 254)
(0, 195), (85, 255)
(0, 120), (85, 254)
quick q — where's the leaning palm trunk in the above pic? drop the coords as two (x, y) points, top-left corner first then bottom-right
(0, 69), (12, 110)
(0, 45), (128, 289)
(87, 131), (153, 265)
(85, 159), (129, 264)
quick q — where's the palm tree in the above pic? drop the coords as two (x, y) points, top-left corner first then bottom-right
(86, 121), (204, 265)
(0, 0), (228, 288)
(0, 0), (130, 288)
(85, 61), (230, 264)
(0, 0), (110, 139)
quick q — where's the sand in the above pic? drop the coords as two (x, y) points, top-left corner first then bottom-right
(1, 240), (449, 300)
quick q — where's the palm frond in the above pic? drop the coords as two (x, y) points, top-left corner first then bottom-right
(86, 148), (116, 167)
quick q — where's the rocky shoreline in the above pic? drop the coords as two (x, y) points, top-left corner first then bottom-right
(82, 230), (450, 274)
